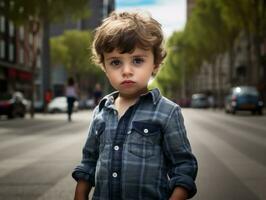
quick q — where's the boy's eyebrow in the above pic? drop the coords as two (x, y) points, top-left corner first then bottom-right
(132, 54), (148, 57)
(105, 54), (148, 60)
(106, 56), (120, 61)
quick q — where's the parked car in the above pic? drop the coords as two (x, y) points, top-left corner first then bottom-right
(34, 100), (44, 112)
(224, 86), (263, 115)
(0, 92), (27, 118)
(191, 93), (209, 108)
(78, 98), (95, 110)
(47, 96), (78, 113)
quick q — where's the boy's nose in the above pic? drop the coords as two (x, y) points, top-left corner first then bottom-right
(122, 64), (133, 77)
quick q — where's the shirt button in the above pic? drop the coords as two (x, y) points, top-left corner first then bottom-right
(114, 145), (119, 151)
(143, 128), (149, 134)
(127, 130), (131, 134)
(95, 130), (98, 135)
(112, 172), (118, 178)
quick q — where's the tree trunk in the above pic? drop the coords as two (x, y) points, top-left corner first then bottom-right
(41, 0), (51, 112)
(228, 46), (235, 87)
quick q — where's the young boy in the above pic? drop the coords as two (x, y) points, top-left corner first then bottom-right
(72, 11), (198, 200)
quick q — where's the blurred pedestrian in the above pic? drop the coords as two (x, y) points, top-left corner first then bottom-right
(65, 77), (78, 122)
(44, 89), (53, 112)
(208, 95), (215, 109)
(72, 11), (197, 200)
(93, 83), (102, 107)
(45, 89), (53, 104)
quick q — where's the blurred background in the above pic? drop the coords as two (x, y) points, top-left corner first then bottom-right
(0, 0), (266, 200)
(0, 0), (265, 116)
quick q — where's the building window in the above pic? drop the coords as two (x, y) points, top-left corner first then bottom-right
(19, 48), (24, 64)
(0, 40), (5, 59)
(0, 16), (5, 33)
(19, 26), (24, 40)
(9, 21), (15, 37)
(8, 43), (14, 61)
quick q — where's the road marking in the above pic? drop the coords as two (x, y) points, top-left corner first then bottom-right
(36, 173), (94, 200)
(0, 122), (87, 151)
(0, 131), (84, 178)
(206, 110), (266, 133)
(189, 113), (266, 148)
(188, 118), (266, 199)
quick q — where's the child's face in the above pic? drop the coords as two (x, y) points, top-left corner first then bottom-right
(103, 47), (157, 98)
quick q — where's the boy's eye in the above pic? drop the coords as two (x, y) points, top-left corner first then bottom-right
(133, 57), (144, 65)
(110, 59), (121, 66)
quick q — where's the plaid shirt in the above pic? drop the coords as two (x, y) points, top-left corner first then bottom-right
(72, 88), (197, 200)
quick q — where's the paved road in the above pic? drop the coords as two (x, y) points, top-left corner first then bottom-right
(0, 109), (265, 200)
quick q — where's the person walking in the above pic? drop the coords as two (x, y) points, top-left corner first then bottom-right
(65, 77), (78, 122)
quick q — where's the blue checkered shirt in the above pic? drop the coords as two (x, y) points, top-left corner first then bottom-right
(72, 88), (197, 199)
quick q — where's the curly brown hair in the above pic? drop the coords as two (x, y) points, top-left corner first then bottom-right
(92, 11), (166, 72)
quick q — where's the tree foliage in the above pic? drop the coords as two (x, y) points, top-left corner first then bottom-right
(5, 0), (90, 25)
(50, 30), (104, 88)
(155, 0), (266, 98)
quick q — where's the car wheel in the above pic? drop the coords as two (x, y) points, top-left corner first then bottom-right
(7, 109), (16, 119)
(258, 109), (263, 115)
(7, 114), (14, 119)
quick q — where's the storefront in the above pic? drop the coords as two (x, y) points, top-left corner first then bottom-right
(7, 68), (32, 98)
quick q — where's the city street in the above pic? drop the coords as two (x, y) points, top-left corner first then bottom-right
(0, 109), (266, 200)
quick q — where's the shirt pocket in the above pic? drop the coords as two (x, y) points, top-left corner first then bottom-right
(128, 121), (161, 159)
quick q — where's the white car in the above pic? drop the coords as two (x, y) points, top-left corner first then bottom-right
(48, 97), (78, 113)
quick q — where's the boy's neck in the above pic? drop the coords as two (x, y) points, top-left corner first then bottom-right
(115, 88), (149, 118)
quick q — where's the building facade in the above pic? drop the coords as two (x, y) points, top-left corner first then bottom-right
(0, 1), (41, 99)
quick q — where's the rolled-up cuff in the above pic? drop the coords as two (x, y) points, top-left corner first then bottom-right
(169, 175), (197, 199)
(72, 167), (95, 186)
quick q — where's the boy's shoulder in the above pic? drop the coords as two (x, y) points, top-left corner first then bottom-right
(97, 91), (119, 111)
(157, 95), (181, 114)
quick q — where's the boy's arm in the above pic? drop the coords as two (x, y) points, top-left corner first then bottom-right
(169, 187), (188, 200)
(72, 107), (101, 196)
(163, 106), (198, 199)
(74, 180), (92, 200)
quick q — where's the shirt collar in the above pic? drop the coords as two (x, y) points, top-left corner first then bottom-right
(98, 88), (161, 110)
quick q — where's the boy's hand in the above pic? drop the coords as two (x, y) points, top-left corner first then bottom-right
(169, 187), (188, 200)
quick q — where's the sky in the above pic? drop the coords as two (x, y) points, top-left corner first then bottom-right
(115, 0), (187, 38)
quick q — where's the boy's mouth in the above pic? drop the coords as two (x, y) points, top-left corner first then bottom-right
(121, 80), (136, 86)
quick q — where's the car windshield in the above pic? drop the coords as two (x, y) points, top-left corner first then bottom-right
(192, 94), (207, 100)
(233, 87), (258, 96)
(53, 97), (66, 103)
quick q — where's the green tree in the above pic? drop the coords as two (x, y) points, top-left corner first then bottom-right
(181, 0), (239, 104)
(50, 30), (104, 96)
(219, 0), (266, 85)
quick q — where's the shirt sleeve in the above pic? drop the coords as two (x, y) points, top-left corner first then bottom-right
(72, 106), (100, 186)
(162, 106), (198, 199)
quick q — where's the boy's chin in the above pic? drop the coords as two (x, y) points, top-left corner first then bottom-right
(118, 88), (148, 98)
